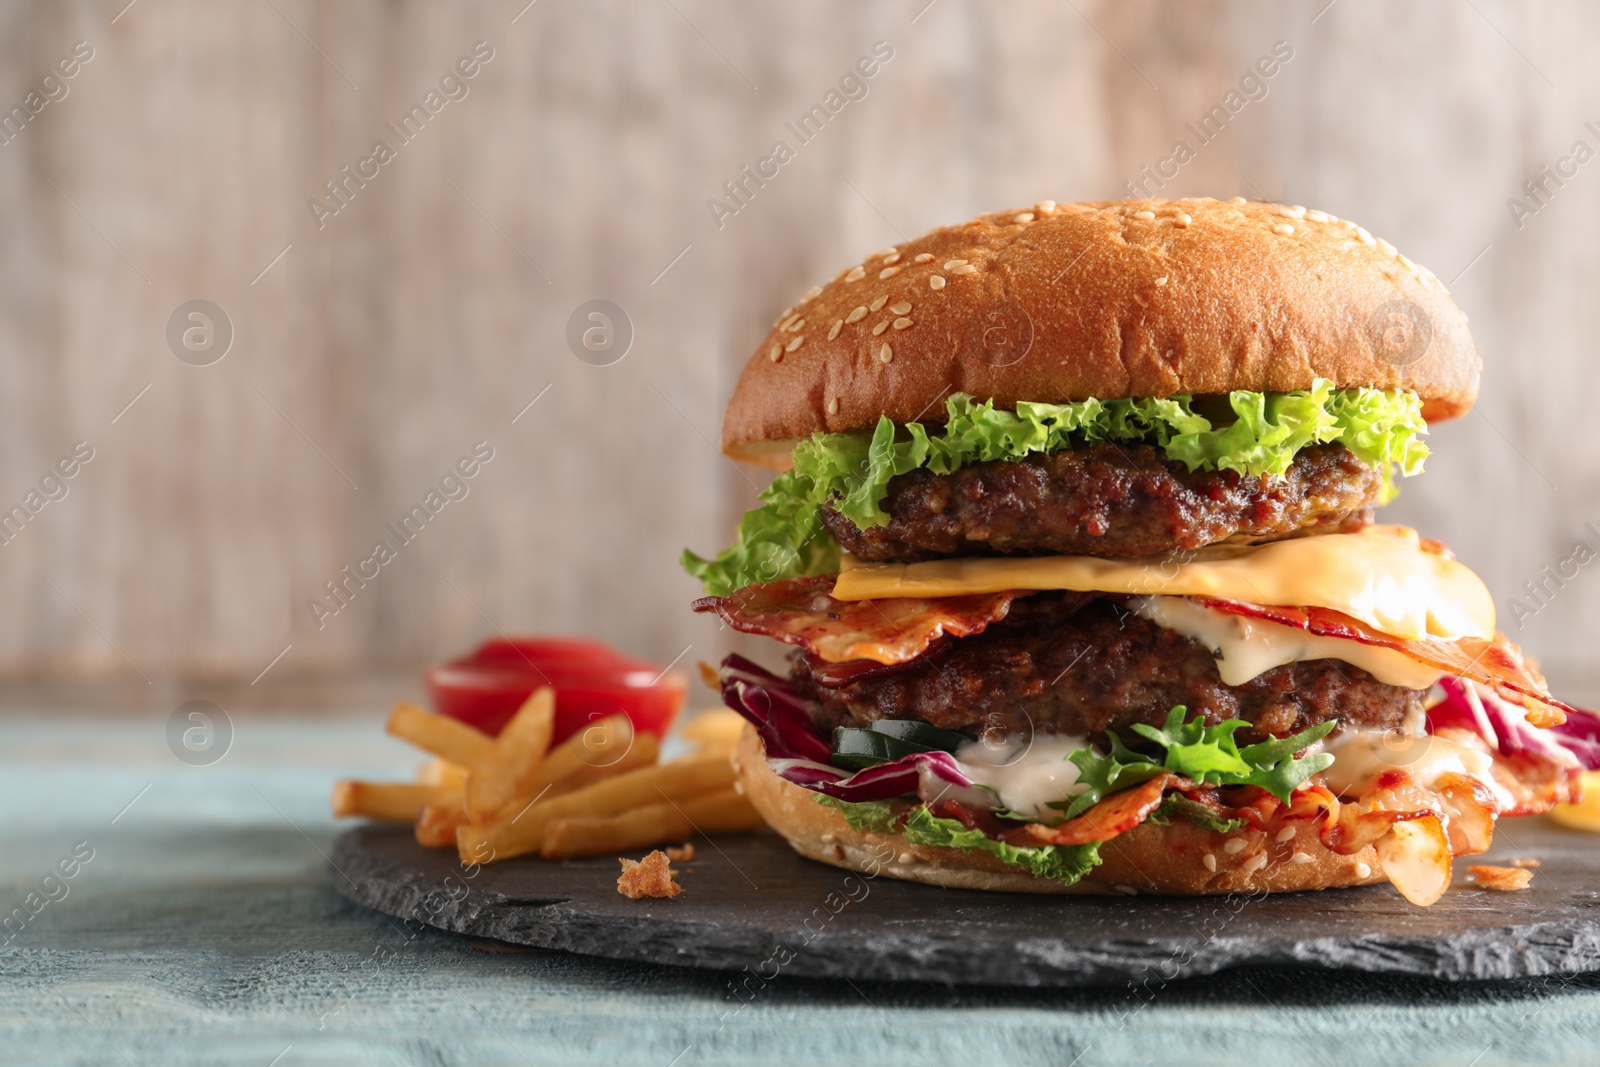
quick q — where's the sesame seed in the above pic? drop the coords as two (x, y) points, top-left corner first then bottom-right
(1274, 205), (1304, 219)
(820, 833), (835, 844)
(768, 344), (782, 362)
(826, 397), (839, 415)
(1014, 212), (1035, 223)
(1153, 276), (1168, 286)
(1356, 861), (1373, 879)
(1398, 253), (1418, 273)
(1223, 837), (1248, 855)
(1229, 196), (1247, 204)
(1274, 827), (1296, 844)
(1175, 213), (1192, 228)
(875, 247), (898, 258)
(929, 275), (946, 290)
(845, 266), (867, 282)
(914, 252), (935, 263)
(1202, 853), (1217, 872)
(780, 316), (802, 332)
(872, 320), (889, 336)
(845, 306), (868, 324)
(804, 285), (822, 300)
(1287, 204), (1307, 217)
(1133, 210), (1155, 220)
(897, 851), (914, 865)
(878, 343), (892, 364)
(785, 335), (803, 352)
(943, 259), (967, 271)
(773, 306), (793, 327)
(1356, 226), (1375, 246)
(883, 253), (902, 265)
(1272, 223), (1295, 236)
(1114, 884), (1138, 896)
(888, 301), (911, 315)
(1035, 199), (1057, 215)
(1291, 851), (1312, 865)
(892, 317), (912, 330)
(827, 319), (842, 340)
(870, 295), (888, 312)
(1377, 238), (1397, 257)
(878, 266), (900, 279)
(732, 780), (745, 796)
(1241, 852), (1268, 876)
(951, 263), (978, 275)
(1306, 209), (1331, 223)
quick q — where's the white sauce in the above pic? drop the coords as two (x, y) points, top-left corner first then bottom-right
(1133, 595), (1444, 690)
(1318, 726), (1513, 809)
(953, 735), (1090, 819)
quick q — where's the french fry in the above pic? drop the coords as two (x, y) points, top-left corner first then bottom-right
(417, 758), (469, 790)
(457, 754), (736, 863)
(386, 702), (493, 768)
(486, 715), (639, 815)
(415, 793), (468, 848)
(332, 780), (457, 822)
(681, 709), (746, 755)
(539, 788), (763, 860)
(481, 729), (661, 826)
(465, 688), (556, 822)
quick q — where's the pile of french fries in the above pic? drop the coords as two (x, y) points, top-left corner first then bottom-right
(331, 689), (762, 863)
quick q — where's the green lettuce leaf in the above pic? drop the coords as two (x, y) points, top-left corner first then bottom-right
(812, 795), (1102, 886)
(813, 795), (899, 832)
(1061, 706), (1335, 819)
(684, 381), (1429, 595)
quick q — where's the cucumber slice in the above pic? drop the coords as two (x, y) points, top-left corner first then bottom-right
(865, 718), (971, 754)
(830, 727), (927, 771)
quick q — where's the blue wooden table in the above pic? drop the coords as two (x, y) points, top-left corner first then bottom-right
(3, 711), (1598, 1067)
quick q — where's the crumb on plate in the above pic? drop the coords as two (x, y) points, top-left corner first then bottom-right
(617, 850), (684, 899)
(1510, 857), (1540, 868)
(665, 842), (695, 863)
(1468, 865), (1533, 892)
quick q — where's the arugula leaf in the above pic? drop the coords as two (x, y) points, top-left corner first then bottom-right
(1061, 706), (1335, 819)
(683, 382), (1429, 594)
(1145, 794), (1249, 835)
(1059, 746), (1169, 819)
(1128, 707), (1254, 778)
(812, 796), (1102, 886)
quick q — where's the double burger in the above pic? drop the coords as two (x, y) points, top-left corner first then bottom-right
(684, 197), (1599, 905)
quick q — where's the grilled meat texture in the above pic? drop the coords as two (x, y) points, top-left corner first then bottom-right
(821, 442), (1382, 561)
(793, 593), (1423, 747)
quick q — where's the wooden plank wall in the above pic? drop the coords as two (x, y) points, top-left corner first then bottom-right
(0, 0), (1596, 702)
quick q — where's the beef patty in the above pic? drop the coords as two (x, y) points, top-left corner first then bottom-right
(821, 442), (1382, 562)
(793, 593), (1423, 747)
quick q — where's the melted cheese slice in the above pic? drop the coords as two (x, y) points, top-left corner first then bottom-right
(1133, 595), (1445, 689)
(832, 525), (1494, 641)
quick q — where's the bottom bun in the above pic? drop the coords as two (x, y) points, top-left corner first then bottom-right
(734, 724), (1391, 896)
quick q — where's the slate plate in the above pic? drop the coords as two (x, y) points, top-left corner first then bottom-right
(331, 817), (1600, 987)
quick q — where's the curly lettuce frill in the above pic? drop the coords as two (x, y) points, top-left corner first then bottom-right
(683, 381), (1429, 596)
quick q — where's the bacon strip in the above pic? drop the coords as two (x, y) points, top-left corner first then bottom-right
(1004, 774), (1176, 847)
(1192, 596), (1573, 720)
(693, 576), (1023, 665)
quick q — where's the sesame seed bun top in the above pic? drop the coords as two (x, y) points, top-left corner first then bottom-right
(721, 197), (1481, 469)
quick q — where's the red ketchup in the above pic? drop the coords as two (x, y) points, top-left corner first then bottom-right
(424, 637), (685, 743)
